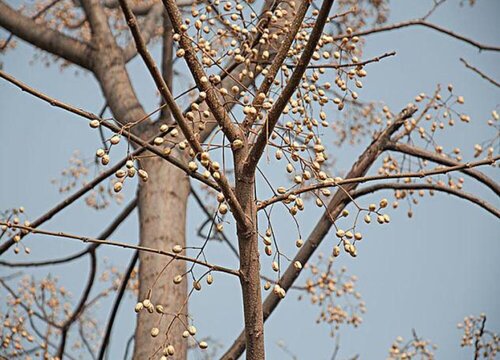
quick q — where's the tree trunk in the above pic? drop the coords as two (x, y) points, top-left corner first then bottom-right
(235, 171), (265, 360)
(133, 156), (190, 359)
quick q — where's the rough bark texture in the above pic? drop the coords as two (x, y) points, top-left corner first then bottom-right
(133, 156), (190, 359)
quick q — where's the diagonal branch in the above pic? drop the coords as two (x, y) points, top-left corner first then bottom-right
(0, 69), (219, 190)
(386, 141), (500, 196)
(245, 0), (336, 172)
(97, 251), (138, 360)
(336, 19), (500, 52)
(117, 0), (247, 226)
(161, 0), (240, 143)
(460, 58), (500, 88)
(0, 0), (93, 69)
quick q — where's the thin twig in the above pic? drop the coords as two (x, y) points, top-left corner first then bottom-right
(460, 58), (500, 87)
(0, 222), (240, 276)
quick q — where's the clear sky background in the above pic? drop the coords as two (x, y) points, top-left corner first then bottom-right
(1, 0), (499, 359)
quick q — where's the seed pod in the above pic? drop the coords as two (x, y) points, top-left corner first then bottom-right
(151, 328), (160, 337)
(265, 246), (272, 256)
(199, 341), (208, 349)
(364, 214), (371, 224)
(101, 155), (110, 166)
(264, 281), (271, 290)
(333, 246), (340, 257)
(110, 135), (120, 145)
(293, 261), (302, 270)
(134, 302), (144, 313)
(193, 281), (201, 291)
(188, 325), (197, 335)
(166, 345), (175, 356)
(89, 119), (100, 128)
(138, 169), (149, 182)
(219, 204), (228, 214)
(296, 239), (303, 248)
(173, 275), (183, 284)
(172, 245), (183, 253)
(206, 274), (213, 285)
(272, 261), (279, 272)
(188, 161), (198, 171)
(96, 148), (105, 158)
(113, 182), (123, 193)
(154, 137), (164, 146)
(182, 331), (190, 338)
(232, 139), (244, 150)
(115, 169), (126, 178)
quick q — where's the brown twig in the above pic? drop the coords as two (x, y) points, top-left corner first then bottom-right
(257, 155), (499, 209)
(0, 70), (219, 191)
(351, 182), (500, 218)
(386, 142), (500, 196)
(460, 58), (500, 87)
(0, 222), (240, 277)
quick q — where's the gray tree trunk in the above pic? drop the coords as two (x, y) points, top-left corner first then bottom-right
(133, 156), (190, 359)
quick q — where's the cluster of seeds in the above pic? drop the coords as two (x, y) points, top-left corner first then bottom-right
(298, 255), (365, 336)
(0, 207), (31, 254)
(457, 314), (499, 359)
(387, 333), (436, 360)
(134, 297), (209, 356)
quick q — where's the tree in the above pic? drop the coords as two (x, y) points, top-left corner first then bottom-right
(0, 0), (498, 359)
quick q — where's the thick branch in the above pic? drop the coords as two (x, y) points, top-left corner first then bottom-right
(0, 0), (93, 69)
(123, 3), (164, 62)
(161, 0), (240, 143)
(117, 0), (247, 225)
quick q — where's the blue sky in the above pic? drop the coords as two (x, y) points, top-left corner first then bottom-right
(1, 0), (499, 359)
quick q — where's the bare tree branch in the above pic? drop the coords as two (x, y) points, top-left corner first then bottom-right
(0, 0), (93, 69)
(351, 182), (500, 218)
(0, 197), (137, 267)
(97, 251), (138, 360)
(386, 141), (500, 196)
(460, 57), (500, 87)
(245, 0), (336, 172)
(337, 19), (500, 52)
(0, 222), (241, 276)
(257, 155), (499, 209)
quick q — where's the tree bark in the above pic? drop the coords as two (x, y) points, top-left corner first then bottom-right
(133, 156), (190, 359)
(235, 159), (265, 359)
